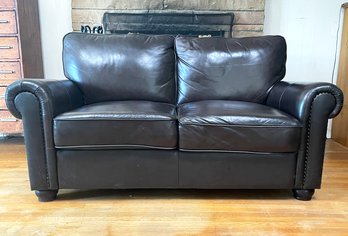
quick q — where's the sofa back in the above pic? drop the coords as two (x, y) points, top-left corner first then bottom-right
(175, 36), (287, 104)
(63, 33), (175, 104)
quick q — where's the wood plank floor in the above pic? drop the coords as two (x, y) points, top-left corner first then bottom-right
(0, 138), (347, 235)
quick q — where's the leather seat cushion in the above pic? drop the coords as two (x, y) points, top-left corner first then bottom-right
(178, 100), (302, 153)
(54, 101), (177, 150)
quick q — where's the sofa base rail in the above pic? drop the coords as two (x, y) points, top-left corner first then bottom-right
(33, 189), (315, 202)
(29, 149), (319, 202)
(56, 150), (297, 190)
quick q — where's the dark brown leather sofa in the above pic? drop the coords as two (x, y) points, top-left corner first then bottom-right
(5, 33), (343, 202)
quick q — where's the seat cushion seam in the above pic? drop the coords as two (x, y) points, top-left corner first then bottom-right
(178, 123), (302, 128)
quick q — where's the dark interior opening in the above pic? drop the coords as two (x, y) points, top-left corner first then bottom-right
(103, 10), (234, 38)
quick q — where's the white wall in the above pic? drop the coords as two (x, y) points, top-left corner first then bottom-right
(38, 0), (72, 79)
(264, 0), (347, 137)
(264, 0), (346, 84)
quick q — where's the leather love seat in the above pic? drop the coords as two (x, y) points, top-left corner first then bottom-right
(6, 33), (343, 202)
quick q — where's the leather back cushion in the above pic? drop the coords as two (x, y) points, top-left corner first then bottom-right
(63, 33), (175, 104)
(175, 36), (287, 104)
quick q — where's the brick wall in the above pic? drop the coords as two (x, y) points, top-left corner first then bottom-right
(72, 0), (265, 37)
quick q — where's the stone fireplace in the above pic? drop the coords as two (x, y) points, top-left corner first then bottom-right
(72, 0), (265, 37)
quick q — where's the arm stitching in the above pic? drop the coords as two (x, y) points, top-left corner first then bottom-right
(302, 91), (336, 188)
(14, 89), (50, 188)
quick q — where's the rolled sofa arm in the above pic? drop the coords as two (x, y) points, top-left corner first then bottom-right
(266, 81), (343, 189)
(5, 79), (84, 190)
(267, 81), (343, 121)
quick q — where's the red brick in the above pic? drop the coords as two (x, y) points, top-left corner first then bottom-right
(0, 110), (16, 120)
(0, 120), (22, 134)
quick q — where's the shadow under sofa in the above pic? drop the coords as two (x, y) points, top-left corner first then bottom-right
(5, 33), (343, 202)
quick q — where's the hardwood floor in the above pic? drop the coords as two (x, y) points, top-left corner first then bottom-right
(0, 138), (347, 235)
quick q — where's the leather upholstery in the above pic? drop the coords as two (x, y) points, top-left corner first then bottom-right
(178, 100), (301, 152)
(6, 79), (84, 120)
(58, 150), (178, 189)
(179, 152), (297, 188)
(267, 81), (343, 189)
(63, 33), (176, 104)
(57, 149), (296, 189)
(6, 79), (84, 190)
(266, 81), (343, 121)
(4, 35), (344, 197)
(175, 36), (286, 104)
(54, 101), (177, 149)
